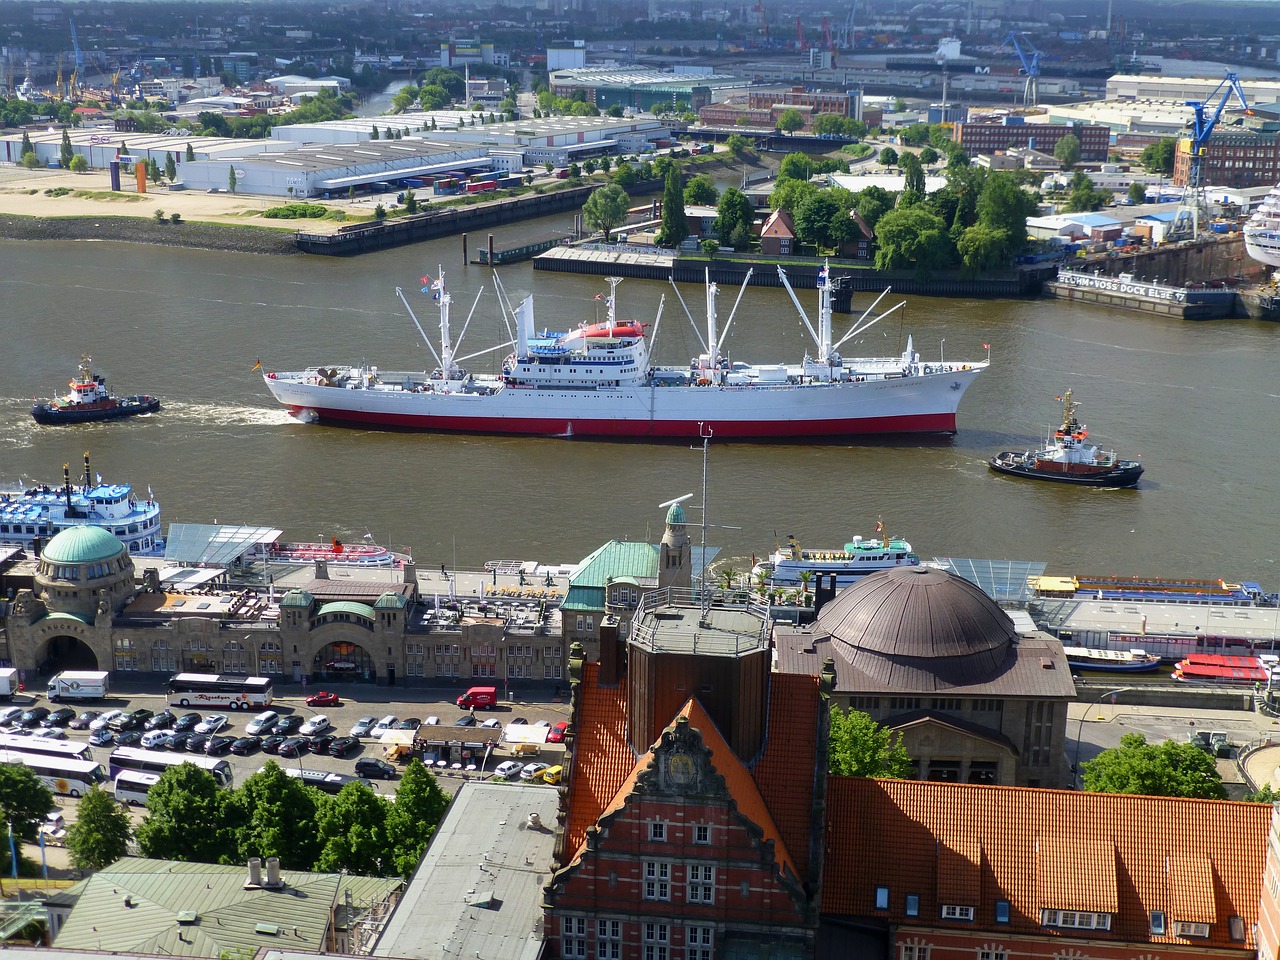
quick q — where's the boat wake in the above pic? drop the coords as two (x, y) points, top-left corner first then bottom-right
(158, 402), (295, 427)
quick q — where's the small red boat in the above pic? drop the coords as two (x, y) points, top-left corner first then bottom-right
(560, 320), (646, 341)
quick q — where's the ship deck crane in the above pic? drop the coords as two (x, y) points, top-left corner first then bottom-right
(999, 31), (1042, 107)
(1168, 70), (1251, 241)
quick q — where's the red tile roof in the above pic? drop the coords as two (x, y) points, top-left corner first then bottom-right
(761, 209), (796, 239)
(823, 778), (1269, 949)
(564, 663), (633, 858)
(752, 673), (821, 881)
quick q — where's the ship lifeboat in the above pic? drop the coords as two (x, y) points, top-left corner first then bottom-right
(561, 320), (646, 342)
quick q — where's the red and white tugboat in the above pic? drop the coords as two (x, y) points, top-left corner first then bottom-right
(989, 390), (1143, 487)
(31, 355), (161, 425)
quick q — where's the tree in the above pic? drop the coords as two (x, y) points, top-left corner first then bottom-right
(391, 85), (418, 113)
(421, 67), (465, 100)
(165, 153), (177, 182)
(769, 178), (819, 215)
(314, 783), (392, 875)
(715, 186), (754, 247)
(957, 223), (1011, 275)
(918, 145), (939, 166)
(66, 785), (132, 871)
(1053, 133), (1082, 169)
(612, 161), (637, 187)
(147, 158), (161, 185)
(228, 165), (237, 194)
(228, 762), (322, 868)
(69, 154), (88, 173)
(403, 189), (418, 214)
(878, 146), (899, 167)
(901, 152), (926, 194)
(1127, 180), (1149, 205)
(136, 764), (233, 863)
(185, 143), (196, 162)
(828, 708), (913, 778)
(975, 171), (1035, 259)
(599, 155), (612, 173)
(1140, 138), (1177, 176)
(20, 130), (33, 156)
(777, 152), (813, 183)
(683, 174), (718, 206)
(583, 158), (597, 175)
(373, 204), (387, 220)
(582, 183), (630, 240)
(0, 765), (53, 874)
(853, 185), (896, 230)
(385, 761), (449, 877)
(418, 84), (450, 112)
(701, 239), (720, 257)
(776, 108), (806, 134)
(874, 206), (952, 274)
(1063, 170), (1110, 213)
(1082, 732), (1227, 799)
(725, 133), (751, 159)
(794, 191), (842, 250)
(370, 126), (379, 140)
(60, 128), (73, 169)
(656, 166), (689, 247)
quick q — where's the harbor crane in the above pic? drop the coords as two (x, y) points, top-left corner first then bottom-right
(68, 19), (84, 75)
(1167, 70), (1251, 241)
(999, 31), (1042, 107)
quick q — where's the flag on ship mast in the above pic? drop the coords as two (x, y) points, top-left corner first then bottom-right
(252, 358), (263, 371)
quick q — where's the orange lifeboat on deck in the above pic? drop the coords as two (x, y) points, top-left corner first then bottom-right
(561, 320), (646, 341)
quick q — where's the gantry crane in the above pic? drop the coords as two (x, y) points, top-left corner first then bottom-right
(1168, 71), (1251, 241)
(999, 31), (1042, 107)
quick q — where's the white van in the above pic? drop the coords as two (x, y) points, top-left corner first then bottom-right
(114, 771), (161, 806)
(246, 710), (280, 736)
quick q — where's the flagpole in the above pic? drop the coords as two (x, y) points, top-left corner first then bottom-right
(8, 822), (17, 880)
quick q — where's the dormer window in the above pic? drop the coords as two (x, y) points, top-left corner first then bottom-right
(941, 905), (975, 921)
(1041, 910), (1112, 930)
(1150, 912), (1166, 936)
(1174, 921), (1210, 939)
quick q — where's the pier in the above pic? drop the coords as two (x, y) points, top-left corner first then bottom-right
(1045, 268), (1238, 320)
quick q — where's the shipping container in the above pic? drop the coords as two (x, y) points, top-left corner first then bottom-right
(465, 180), (498, 194)
(498, 175), (524, 189)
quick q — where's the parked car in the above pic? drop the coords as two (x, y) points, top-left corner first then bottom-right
(277, 736), (310, 759)
(454, 715), (477, 727)
(260, 735), (286, 755)
(42, 708), (76, 728)
(89, 728), (115, 747)
(349, 716), (377, 738)
(110, 709), (153, 732)
(246, 711), (279, 736)
(31, 727), (66, 740)
(68, 710), (99, 730)
(115, 729), (144, 747)
(89, 710), (124, 732)
(519, 762), (550, 781)
(494, 760), (523, 780)
(195, 714), (229, 735)
(185, 733), (210, 753)
(425, 716), (440, 726)
(308, 734), (337, 754)
(140, 729), (170, 749)
(354, 758), (396, 780)
(0, 707), (25, 726)
(17, 707), (50, 728)
(172, 712), (202, 732)
(480, 718), (502, 728)
(144, 710), (176, 731)
(510, 717), (528, 725)
(164, 731), (194, 751)
(372, 716), (398, 735)
(541, 764), (564, 784)
(205, 735), (235, 756)
(272, 715), (304, 737)
(547, 721), (569, 743)
(396, 717), (422, 730)
(230, 736), (262, 756)
(305, 691), (342, 707)
(299, 715), (331, 737)
(329, 736), (360, 758)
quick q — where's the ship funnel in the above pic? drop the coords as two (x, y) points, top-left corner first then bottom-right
(515, 296), (534, 360)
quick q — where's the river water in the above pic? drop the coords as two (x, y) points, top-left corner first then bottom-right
(2, 219), (1278, 582)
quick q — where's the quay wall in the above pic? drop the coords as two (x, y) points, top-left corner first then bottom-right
(1072, 681), (1255, 712)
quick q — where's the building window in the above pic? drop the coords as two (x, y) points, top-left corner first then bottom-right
(849, 696), (881, 710)
(995, 901), (1011, 924)
(561, 916), (587, 958)
(905, 895), (920, 917)
(643, 922), (669, 960)
(597, 919), (621, 959)
(687, 864), (714, 903)
(1230, 916), (1246, 941)
(941, 905), (975, 921)
(1150, 912), (1166, 936)
(978, 950), (1006, 960)
(889, 697), (921, 711)
(1174, 921), (1210, 939)
(649, 822), (666, 842)
(687, 924), (714, 960)
(644, 861), (670, 901)
(694, 824), (710, 844)
(875, 886), (890, 910)
(1041, 910), (1112, 930)
(900, 944), (930, 960)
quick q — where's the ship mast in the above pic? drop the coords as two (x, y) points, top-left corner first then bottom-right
(436, 267), (458, 378)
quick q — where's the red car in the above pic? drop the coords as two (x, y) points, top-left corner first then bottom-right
(305, 691), (342, 707)
(547, 720), (569, 743)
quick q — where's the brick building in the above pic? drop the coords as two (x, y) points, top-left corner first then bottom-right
(747, 87), (862, 120)
(953, 119), (1111, 162)
(1173, 127), (1280, 189)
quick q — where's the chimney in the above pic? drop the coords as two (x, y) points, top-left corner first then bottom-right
(813, 573), (838, 617)
(598, 618), (621, 686)
(247, 857), (262, 887)
(32, 535), (42, 559)
(265, 857), (283, 888)
(314, 558), (329, 580)
(403, 560), (417, 585)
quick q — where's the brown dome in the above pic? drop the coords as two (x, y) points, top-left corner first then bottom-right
(815, 566), (1017, 687)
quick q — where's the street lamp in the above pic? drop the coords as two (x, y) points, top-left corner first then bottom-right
(1071, 686), (1135, 789)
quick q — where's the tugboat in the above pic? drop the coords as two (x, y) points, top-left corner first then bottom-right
(31, 355), (161, 425)
(988, 390), (1143, 487)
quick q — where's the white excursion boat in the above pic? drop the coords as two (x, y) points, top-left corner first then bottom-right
(1061, 646), (1163, 673)
(261, 265), (989, 441)
(1245, 181), (1280, 273)
(751, 523), (919, 588)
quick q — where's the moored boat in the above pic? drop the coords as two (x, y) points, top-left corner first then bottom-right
(261, 265), (989, 441)
(31, 355), (160, 426)
(257, 537), (408, 568)
(1171, 653), (1280, 686)
(1062, 646), (1163, 673)
(1244, 180), (1280, 275)
(751, 521), (919, 588)
(989, 390), (1142, 487)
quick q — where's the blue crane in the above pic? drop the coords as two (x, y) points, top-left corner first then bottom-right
(68, 19), (84, 75)
(1170, 70), (1251, 239)
(999, 31), (1042, 107)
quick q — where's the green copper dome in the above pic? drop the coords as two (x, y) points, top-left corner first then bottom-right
(43, 525), (126, 564)
(666, 503), (686, 525)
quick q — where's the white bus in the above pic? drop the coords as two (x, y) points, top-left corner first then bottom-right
(0, 734), (92, 761)
(166, 673), (274, 710)
(0, 749), (107, 797)
(281, 767), (372, 795)
(113, 770), (162, 806)
(108, 747), (234, 788)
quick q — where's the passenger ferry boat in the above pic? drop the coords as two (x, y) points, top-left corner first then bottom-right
(0, 454), (162, 555)
(254, 537), (408, 568)
(261, 266), (989, 441)
(1171, 653), (1280, 686)
(989, 390), (1143, 487)
(31, 355), (160, 426)
(751, 522), (919, 588)
(1034, 573), (1277, 607)
(1062, 646), (1163, 673)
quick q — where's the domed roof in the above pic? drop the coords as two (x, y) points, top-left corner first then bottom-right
(816, 566), (1017, 687)
(666, 503), (686, 525)
(43, 525), (126, 565)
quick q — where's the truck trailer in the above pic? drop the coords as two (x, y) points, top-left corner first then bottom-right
(47, 671), (110, 702)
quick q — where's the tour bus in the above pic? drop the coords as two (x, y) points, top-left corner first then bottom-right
(0, 749), (107, 797)
(0, 733), (92, 761)
(280, 767), (373, 795)
(166, 674), (274, 710)
(108, 747), (234, 788)
(114, 770), (161, 806)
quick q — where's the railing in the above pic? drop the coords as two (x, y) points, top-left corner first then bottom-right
(1055, 268), (1236, 303)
